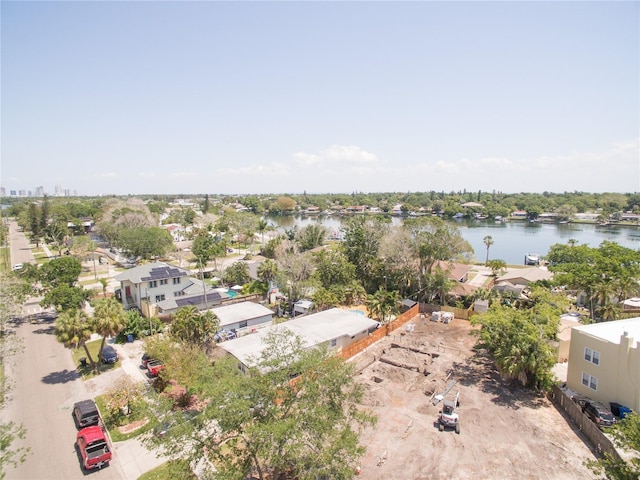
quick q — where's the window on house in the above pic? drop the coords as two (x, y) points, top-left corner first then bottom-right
(173, 277), (181, 285)
(160, 279), (168, 285)
(155, 294), (165, 302)
(331, 339), (337, 347)
(582, 372), (598, 391)
(584, 347), (600, 365)
(239, 321), (248, 329)
(149, 280), (157, 288)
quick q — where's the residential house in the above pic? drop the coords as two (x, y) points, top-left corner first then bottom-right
(510, 210), (528, 220)
(217, 308), (379, 372)
(566, 317), (640, 411)
(496, 267), (553, 287)
(432, 260), (476, 298)
(210, 301), (274, 335)
(114, 262), (228, 318)
(574, 212), (601, 222)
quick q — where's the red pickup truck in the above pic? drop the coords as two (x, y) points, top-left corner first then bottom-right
(146, 359), (165, 377)
(76, 425), (112, 471)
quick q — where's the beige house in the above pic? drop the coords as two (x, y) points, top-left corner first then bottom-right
(566, 317), (640, 411)
(496, 267), (553, 287)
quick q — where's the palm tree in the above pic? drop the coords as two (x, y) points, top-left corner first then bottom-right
(91, 298), (127, 364)
(98, 278), (108, 298)
(171, 306), (219, 346)
(55, 310), (96, 369)
(366, 287), (400, 323)
(483, 235), (494, 265)
(257, 219), (269, 249)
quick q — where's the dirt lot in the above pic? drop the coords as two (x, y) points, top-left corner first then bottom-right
(351, 315), (599, 480)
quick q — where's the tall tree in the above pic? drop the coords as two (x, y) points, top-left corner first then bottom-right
(483, 235), (494, 265)
(150, 329), (376, 480)
(54, 309), (97, 369)
(171, 306), (219, 348)
(91, 298), (126, 365)
(39, 256), (82, 288)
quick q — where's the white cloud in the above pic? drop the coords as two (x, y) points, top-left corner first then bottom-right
(293, 145), (378, 166)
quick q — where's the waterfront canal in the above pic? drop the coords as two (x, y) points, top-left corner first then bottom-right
(267, 215), (640, 266)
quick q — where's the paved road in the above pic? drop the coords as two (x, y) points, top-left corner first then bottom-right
(3, 221), (165, 479)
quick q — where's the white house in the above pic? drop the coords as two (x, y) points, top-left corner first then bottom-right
(114, 262), (229, 317)
(210, 301), (275, 335)
(218, 308), (379, 371)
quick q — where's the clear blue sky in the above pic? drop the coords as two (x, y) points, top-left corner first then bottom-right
(2, 1), (638, 196)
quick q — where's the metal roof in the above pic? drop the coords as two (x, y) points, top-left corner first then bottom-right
(210, 302), (275, 327)
(218, 308), (379, 368)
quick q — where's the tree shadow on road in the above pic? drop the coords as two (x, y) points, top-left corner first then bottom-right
(455, 350), (546, 410)
(33, 325), (55, 335)
(42, 369), (80, 385)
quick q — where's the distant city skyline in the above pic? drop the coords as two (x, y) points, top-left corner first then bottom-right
(2, 1), (638, 196)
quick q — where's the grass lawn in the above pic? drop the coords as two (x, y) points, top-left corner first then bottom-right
(94, 394), (155, 442)
(73, 339), (118, 377)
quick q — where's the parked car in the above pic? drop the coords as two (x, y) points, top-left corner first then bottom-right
(147, 359), (165, 377)
(101, 345), (118, 364)
(73, 399), (100, 429)
(582, 400), (616, 428)
(12, 263), (23, 271)
(76, 425), (112, 470)
(141, 352), (151, 368)
(214, 328), (237, 342)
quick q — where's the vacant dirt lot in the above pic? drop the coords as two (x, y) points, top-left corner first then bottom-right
(351, 315), (598, 480)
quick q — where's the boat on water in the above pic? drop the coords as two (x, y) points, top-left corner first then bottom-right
(524, 253), (541, 266)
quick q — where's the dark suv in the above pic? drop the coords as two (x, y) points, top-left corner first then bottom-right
(73, 399), (100, 429)
(582, 400), (615, 428)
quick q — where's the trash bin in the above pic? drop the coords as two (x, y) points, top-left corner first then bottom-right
(79, 357), (87, 367)
(127, 334), (134, 343)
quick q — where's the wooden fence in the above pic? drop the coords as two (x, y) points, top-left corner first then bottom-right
(340, 305), (420, 360)
(550, 385), (620, 458)
(419, 303), (475, 320)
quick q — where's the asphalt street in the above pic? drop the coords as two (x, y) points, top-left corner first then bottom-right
(3, 221), (166, 480)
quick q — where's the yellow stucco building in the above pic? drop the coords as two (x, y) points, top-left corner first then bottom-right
(566, 317), (640, 411)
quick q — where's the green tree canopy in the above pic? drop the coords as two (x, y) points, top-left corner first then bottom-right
(39, 256), (82, 288)
(150, 329), (376, 480)
(91, 298), (127, 364)
(470, 296), (560, 391)
(171, 306), (219, 348)
(117, 226), (173, 260)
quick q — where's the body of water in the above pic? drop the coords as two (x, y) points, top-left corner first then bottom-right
(267, 215), (640, 266)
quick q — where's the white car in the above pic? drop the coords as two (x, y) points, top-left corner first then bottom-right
(12, 263), (23, 271)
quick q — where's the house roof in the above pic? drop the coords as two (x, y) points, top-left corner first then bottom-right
(432, 260), (473, 281)
(461, 202), (484, 208)
(218, 308), (379, 368)
(497, 267), (553, 284)
(210, 301), (274, 327)
(156, 290), (228, 311)
(572, 317), (640, 346)
(114, 262), (190, 283)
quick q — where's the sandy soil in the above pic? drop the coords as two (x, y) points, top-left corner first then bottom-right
(351, 316), (598, 480)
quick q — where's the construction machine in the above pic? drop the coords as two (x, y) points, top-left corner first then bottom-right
(438, 390), (460, 434)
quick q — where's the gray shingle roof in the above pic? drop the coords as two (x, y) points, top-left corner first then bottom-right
(114, 262), (190, 284)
